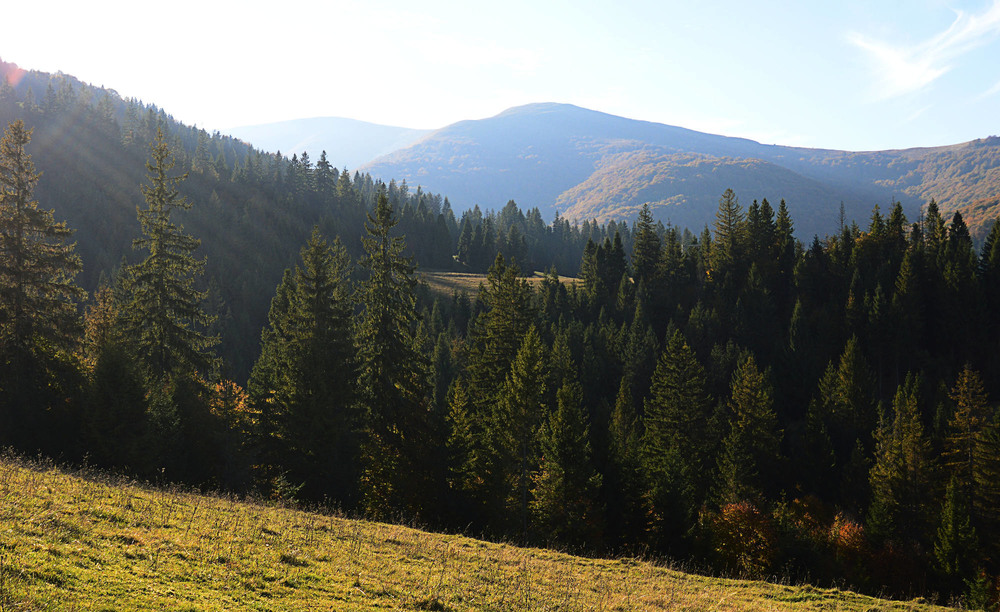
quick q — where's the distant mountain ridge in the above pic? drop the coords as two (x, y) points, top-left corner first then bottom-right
(227, 117), (430, 170)
(360, 103), (1000, 239)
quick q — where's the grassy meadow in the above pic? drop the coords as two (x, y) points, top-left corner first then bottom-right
(420, 270), (580, 298)
(0, 454), (955, 611)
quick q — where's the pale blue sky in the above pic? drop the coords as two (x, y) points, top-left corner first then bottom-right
(4, 0), (1000, 150)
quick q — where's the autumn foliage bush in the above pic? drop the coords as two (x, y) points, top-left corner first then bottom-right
(707, 501), (777, 578)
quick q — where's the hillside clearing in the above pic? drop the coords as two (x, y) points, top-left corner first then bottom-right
(420, 270), (580, 298)
(0, 456), (950, 611)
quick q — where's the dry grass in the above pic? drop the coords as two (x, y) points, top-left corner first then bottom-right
(420, 270), (580, 298)
(0, 454), (953, 611)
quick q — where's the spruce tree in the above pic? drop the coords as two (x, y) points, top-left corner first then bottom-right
(716, 354), (782, 505)
(0, 119), (84, 355)
(868, 374), (936, 545)
(605, 375), (646, 547)
(446, 379), (487, 525)
(83, 283), (148, 469)
(531, 380), (603, 547)
(124, 127), (217, 379)
(631, 203), (660, 287)
(711, 188), (747, 279)
(932, 476), (979, 593)
(356, 187), (431, 517)
(491, 325), (548, 540)
(804, 336), (877, 509)
(641, 330), (712, 548)
(0, 119), (85, 447)
(466, 254), (535, 417)
(248, 227), (357, 502)
(972, 419), (1000, 559)
(945, 364), (989, 504)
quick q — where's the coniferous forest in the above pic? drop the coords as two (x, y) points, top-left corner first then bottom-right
(4, 65), (1000, 607)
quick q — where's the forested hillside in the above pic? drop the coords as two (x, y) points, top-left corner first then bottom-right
(3, 61), (1000, 608)
(0, 60), (612, 378)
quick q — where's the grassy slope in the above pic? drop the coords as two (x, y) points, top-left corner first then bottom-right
(1, 457), (951, 612)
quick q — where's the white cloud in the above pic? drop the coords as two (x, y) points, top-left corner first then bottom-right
(906, 104), (933, 122)
(850, 0), (1000, 99)
(977, 78), (1000, 100)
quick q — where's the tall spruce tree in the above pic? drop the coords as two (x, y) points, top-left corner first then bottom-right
(491, 325), (548, 540)
(464, 253), (536, 492)
(711, 188), (747, 278)
(868, 374), (936, 545)
(945, 364), (989, 506)
(530, 379), (603, 547)
(631, 203), (661, 288)
(716, 354), (782, 506)
(356, 187), (431, 517)
(248, 227), (357, 502)
(932, 476), (979, 594)
(124, 128), (216, 379)
(605, 375), (646, 547)
(641, 330), (713, 549)
(0, 119), (85, 447)
(0, 119), (84, 356)
(803, 336), (877, 509)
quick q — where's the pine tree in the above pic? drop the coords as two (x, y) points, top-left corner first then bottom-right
(356, 187), (431, 517)
(124, 128), (217, 379)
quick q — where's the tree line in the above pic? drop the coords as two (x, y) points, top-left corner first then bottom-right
(3, 71), (1000, 606)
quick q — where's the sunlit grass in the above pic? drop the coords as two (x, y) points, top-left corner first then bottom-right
(0, 454), (953, 611)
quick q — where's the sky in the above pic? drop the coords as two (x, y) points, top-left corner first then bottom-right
(3, 0), (1000, 151)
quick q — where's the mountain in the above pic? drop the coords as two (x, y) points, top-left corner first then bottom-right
(361, 103), (1000, 239)
(227, 116), (430, 170)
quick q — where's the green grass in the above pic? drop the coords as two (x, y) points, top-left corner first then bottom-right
(0, 455), (953, 611)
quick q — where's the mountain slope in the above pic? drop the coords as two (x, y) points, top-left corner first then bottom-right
(554, 147), (871, 236)
(1, 456), (952, 611)
(361, 103), (1000, 239)
(227, 117), (430, 169)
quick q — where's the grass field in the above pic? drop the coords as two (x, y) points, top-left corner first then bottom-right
(0, 454), (952, 611)
(420, 270), (580, 298)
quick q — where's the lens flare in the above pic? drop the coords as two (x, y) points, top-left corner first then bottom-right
(1, 60), (27, 88)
